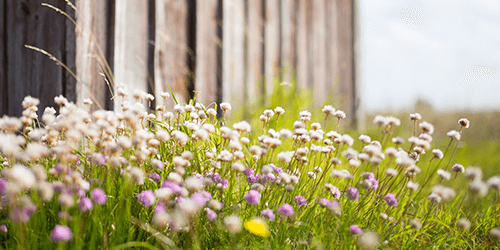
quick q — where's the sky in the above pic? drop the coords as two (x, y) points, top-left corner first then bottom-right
(359, 0), (500, 112)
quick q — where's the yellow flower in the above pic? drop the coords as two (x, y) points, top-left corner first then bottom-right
(244, 217), (270, 238)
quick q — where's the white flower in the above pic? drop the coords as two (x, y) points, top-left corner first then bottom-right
(224, 215), (242, 234)
(458, 118), (470, 128)
(487, 176), (500, 190)
(419, 121), (434, 134)
(358, 134), (371, 144)
(465, 166), (482, 181)
(470, 180), (488, 197)
(233, 121), (251, 133)
(3, 164), (36, 189)
(446, 130), (461, 141)
(373, 115), (387, 126)
(456, 218), (471, 230)
(410, 113), (421, 121)
(184, 176), (204, 191)
(322, 105), (335, 115)
(274, 106), (285, 115)
(220, 102), (232, 111)
(432, 149), (444, 159)
(334, 110), (346, 119)
(407, 181), (419, 191)
(437, 169), (451, 180)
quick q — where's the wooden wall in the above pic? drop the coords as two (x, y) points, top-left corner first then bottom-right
(0, 0), (358, 125)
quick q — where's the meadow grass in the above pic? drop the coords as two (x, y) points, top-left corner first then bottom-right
(0, 86), (499, 250)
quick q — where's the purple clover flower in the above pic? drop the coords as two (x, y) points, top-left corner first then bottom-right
(247, 174), (258, 184)
(243, 168), (255, 176)
(277, 203), (294, 217)
(384, 193), (398, 207)
(50, 225), (72, 242)
(148, 173), (161, 184)
(151, 158), (165, 171)
(349, 225), (363, 234)
(155, 201), (166, 214)
(319, 198), (339, 208)
(91, 153), (106, 166)
(206, 208), (218, 221)
(0, 224), (6, 233)
(330, 186), (341, 199)
(78, 197), (93, 212)
(161, 181), (183, 194)
(451, 164), (465, 173)
(346, 187), (360, 201)
(0, 179), (6, 195)
(91, 188), (107, 205)
(360, 172), (379, 190)
(261, 208), (276, 221)
(244, 190), (261, 205)
(137, 190), (156, 207)
(294, 196), (307, 206)
(191, 191), (212, 206)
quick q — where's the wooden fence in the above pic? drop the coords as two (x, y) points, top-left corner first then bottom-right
(0, 0), (359, 125)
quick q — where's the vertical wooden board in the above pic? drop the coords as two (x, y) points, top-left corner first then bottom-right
(194, 0), (218, 106)
(311, 0), (326, 106)
(325, 0), (339, 102)
(76, 0), (108, 111)
(296, 0), (308, 90)
(114, 0), (149, 110)
(280, 0), (296, 82)
(246, 0), (263, 104)
(6, 0), (67, 117)
(155, 0), (188, 107)
(65, 0), (77, 104)
(222, 0), (245, 105)
(0, 0), (6, 114)
(337, 0), (354, 118)
(264, 0), (280, 97)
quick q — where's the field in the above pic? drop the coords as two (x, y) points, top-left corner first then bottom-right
(0, 86), (499, 249)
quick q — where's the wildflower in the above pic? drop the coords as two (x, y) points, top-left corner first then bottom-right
(38, 182), (54, 201)
(458, 118), (470, 128)
(432, 149), (444, 159)
(277, 203), (294, 217)
(464, 166), (482, 181)
(346, 187), (360, 201)
(245, 217), (270, 237)
(325, 184), (341, 198)
(383, 193), (397, 207)
(261, 209), (276, 221)
(373, 115), (387, 126)
(207, 108), (217, 116)
(469, 180), (488, 197)
(456, 218), (471, 230)
(322, 105), (335, 115)
(358, 134), (371, 144)
(392, 137), (404, 145)
(432, 185), (456, 201)
(386, 116), (401, 126)
(0, 225), (6, 233)
(78, 197), (93, 212)
(137, 190), (156, 207)
(350, 225), (363, 234)
(451, 164), (465, 173)
(50, 225), (72, 242)
(357, 231), (380, 250)
(410, 219), (422, 230)
(407, 181), (419, 191)
(419, 121), (434, 134)
(294, 196), (307, 206)
(244, 190), (261, 205)
(274, 107), (285, 115)
(206, 208), (217, 221)
(220, 102), (232, 111)
(91, 188), (107, 205)
(437, 169), (451, 180)
(334, 110), (346, 119)
(487, 176), (500, 190)
(385, 168), (398, 177)
(191, 191), (212, 207)
(360, 172), (378, 190)
(58, 193), (75, 208)
(3, 164), (36, 190)
(428, 193), (442, 203)
(447, 130), (461, 141)
(224, 215), (242, 234)
(489, 228), (500, 242)
(410, 113), (421, 121)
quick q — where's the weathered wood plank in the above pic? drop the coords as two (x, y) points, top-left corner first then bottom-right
(65, 0), (77, 104)
(0, 0), (6, 114)
(311, 0), (326, 106)
(222, 0), (245, 105)
(6, 0), (67, 117)
(325, 0), (339, 102)
(337, 0), (354, 118)
(264, 0), (280, 97)
(75, 0), (108, 111)
(194, 0), (218, 106)
(114, 0), (149, 109)
(155, 0), (189, 107)
(246, 0), (264, 104)
(280, 0), (296, 82)
(296, 0), (308, 90)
